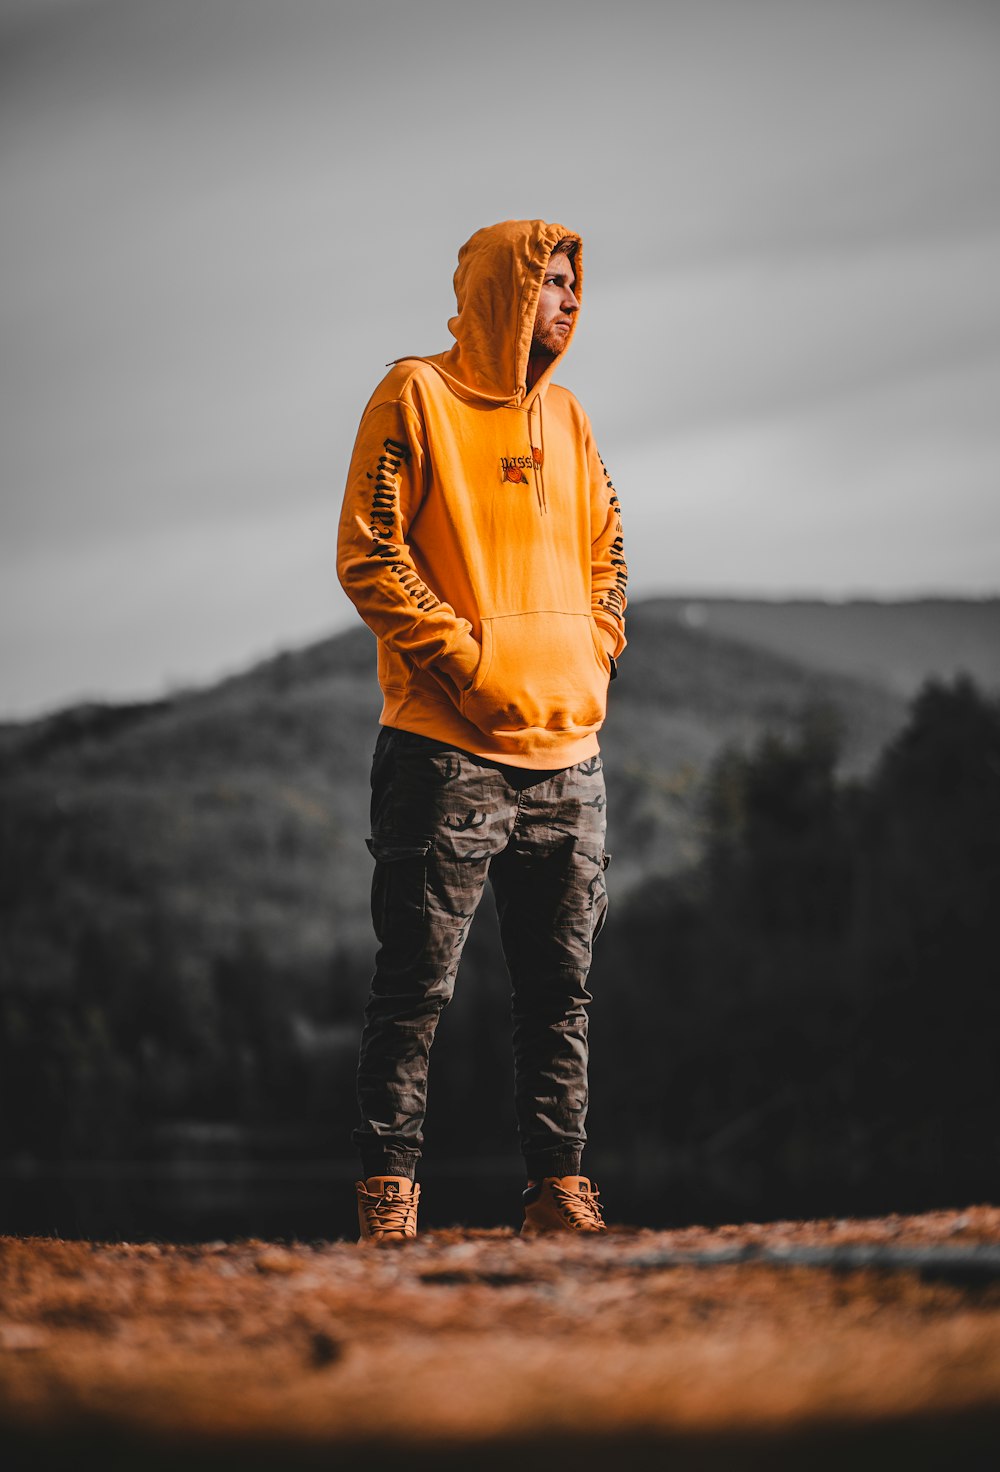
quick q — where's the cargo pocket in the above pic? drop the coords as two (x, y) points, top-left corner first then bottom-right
(593, 850), (611, 941)
(366, 837), (431, 952)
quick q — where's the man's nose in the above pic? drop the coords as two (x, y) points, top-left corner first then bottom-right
(561, 289), (579, 312)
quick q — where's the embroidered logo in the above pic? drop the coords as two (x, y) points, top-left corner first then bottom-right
(500, 448), (543, 483)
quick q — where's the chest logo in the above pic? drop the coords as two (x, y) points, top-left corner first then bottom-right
(500, 448), (543, 483)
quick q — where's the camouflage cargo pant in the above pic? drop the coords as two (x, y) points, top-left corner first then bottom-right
(354, 726), (609, 1182)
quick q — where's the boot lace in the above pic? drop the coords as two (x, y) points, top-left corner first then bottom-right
(363, 1189), (417, 1235)
(552, 1181), (606, 1230)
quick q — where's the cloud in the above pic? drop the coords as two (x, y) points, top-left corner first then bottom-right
(0, 496), (352, 717)
(614, 351), (1000, 598)
(577, 229), (1000, 435)
(2, 0), (999, 714)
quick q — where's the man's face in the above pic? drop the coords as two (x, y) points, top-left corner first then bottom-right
(531, 252), (578, 357)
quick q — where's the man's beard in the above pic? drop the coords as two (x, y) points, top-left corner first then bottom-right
(531, 318), (570, 357)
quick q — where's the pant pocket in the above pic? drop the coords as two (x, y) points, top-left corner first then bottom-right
(593, 850), (611, 941)
(366, 837), (431, 946)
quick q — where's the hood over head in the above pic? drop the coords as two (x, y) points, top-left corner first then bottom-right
(420, 219), (583, 408)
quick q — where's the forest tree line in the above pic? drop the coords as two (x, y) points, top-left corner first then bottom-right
(2, 675), (998, 1228)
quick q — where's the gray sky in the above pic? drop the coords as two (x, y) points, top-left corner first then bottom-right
(2, 0), (999, 717)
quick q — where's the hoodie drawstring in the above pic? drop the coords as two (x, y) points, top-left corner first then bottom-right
(528, 397), (547, 515)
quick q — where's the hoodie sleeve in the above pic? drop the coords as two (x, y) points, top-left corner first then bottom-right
(337, 398), (482, 689)
(588, 435), (628, 659)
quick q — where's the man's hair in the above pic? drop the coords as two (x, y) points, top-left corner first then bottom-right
(552, 237), (577, 261)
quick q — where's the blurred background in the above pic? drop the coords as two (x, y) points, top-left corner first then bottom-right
(1, 0), (998, 1241)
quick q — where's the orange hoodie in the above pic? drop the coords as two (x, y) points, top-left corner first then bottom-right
(337, 219), (627, 769)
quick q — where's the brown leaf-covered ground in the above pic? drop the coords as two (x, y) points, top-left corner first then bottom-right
(2, 1206), (1000, 1470)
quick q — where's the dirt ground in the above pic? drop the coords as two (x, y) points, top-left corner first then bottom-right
(2, 1206), (1000, 1470)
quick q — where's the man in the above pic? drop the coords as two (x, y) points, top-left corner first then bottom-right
(337, 219), (627, 1242)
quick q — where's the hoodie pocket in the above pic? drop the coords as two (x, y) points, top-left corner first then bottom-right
(459, 611), (608, 737)
(377, 640), (413, 693)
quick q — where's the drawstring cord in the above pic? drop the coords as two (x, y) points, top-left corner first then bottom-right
(528, 396), (547, 514)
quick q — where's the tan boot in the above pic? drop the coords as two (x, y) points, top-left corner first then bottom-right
(521, 1175), (607, 1235)
(356, 1175), (420, 1243)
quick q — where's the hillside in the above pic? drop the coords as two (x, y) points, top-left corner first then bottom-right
(4, 599), (999, 1239)
(652, 596), (1000, 697)
(0, 601), (904, 980)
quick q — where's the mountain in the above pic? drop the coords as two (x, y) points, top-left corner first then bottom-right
(1, 599), (907, 996)
(650, 596), (1000, 697)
